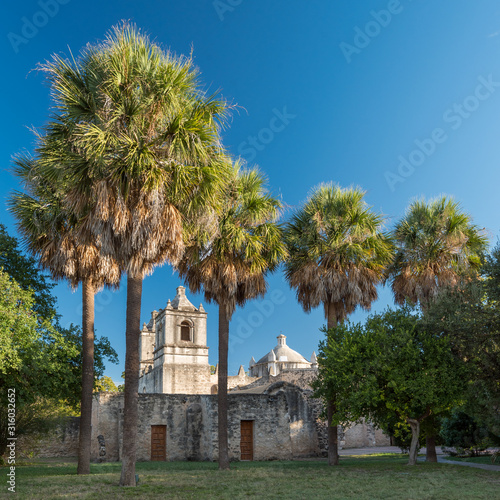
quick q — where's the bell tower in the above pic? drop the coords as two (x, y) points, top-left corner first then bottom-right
(139, 286), (210, 394)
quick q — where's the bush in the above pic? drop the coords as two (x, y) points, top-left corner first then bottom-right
(440, 411), (492, 456)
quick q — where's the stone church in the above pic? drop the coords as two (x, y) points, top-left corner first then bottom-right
(84, 287), (389, 463)
(31, 286), (389, 461)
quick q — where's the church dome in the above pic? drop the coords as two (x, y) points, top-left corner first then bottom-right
(249, 334), (316, 377)
(256, 334), (309, 365)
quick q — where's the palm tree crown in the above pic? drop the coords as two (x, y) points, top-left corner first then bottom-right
(10, 151), (120, 290)
(38, 22), (231, 278)
(388, 196), (487, 307)
(178, 164), (287, 316)
(284, 184), (393, 325)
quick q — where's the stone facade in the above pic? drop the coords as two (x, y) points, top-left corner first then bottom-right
(89, 391), (317, 462)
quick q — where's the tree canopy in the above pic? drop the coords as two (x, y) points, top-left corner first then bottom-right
(0, 226), (117, 456)
(421, 244), (500, 439)
(314, 306), (469, 465)
(387, 196), (487, 308)
(0, 223), (56, 320)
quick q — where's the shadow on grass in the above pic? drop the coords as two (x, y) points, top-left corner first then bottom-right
(14, 453), (414, 479)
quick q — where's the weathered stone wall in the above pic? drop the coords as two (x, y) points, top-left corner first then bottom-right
(233, 369), (390, 452)
(89, 392), (296, 462)
(343, 420), (391, 448)
(18, 417), (80, 458)
(264, 382), (320, 457)
(31, 390), (388, 460)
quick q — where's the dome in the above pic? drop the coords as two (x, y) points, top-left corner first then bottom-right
(256, 334), (309, 365)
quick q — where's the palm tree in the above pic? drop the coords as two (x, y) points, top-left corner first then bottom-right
(9, 150), (121, 475)
(284, 184), (393, 465)
(38, 24), (231, 486)
(177, 164), (287, 469)
(388, 196), (487, 309)
(386, 196), (487, 461)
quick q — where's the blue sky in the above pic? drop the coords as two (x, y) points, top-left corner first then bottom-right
(3, 0), (500, 384)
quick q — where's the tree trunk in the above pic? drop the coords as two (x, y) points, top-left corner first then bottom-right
(407, 418), (420, 466)
(327, 400), (339, 465)
(326, 302), (339, 466)
(119, 275), (142, 487)
(77, 279), (95, 475)
(426, 435), (438, 462)
(218, 305), (230, 470)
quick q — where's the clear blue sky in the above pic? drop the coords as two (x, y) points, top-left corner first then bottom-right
(3, 0), (500, 384)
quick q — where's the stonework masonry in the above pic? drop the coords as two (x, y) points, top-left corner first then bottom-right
(88, 392), (316, 462)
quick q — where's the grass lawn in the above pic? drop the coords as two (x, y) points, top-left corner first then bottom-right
(4, 454), (499, 499)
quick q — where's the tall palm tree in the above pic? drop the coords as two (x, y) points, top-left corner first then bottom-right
(284, 184), (393, 465)
(9, 150), (121, 475)
(177, 164), (287, 470)
(38, 24), (231, 486)
(386, 196), (487, 461)
(388, 196), (487, 309)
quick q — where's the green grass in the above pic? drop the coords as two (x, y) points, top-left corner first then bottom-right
(2, 455), (499, 499)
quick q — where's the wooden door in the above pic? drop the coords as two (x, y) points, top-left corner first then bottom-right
(151, 425), (166, 461)
(240, 420), (254, 461)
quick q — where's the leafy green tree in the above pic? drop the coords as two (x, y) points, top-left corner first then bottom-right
(284, 184), (393, 465)
(315, 307), (469, 465)
(178, 165), (287, 469)
(0, 227), (117, 458)
(0, 268), (117, 457)
(422, 245), (500, 440)
(95, 376), (119, 392)
(440, 411), (492, 456)
(0, 224), (56, 320)
(38, 23), (231, 486)
(0, 268), (39, 379)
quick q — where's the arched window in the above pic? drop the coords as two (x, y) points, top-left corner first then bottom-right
(180, 321), (192, 342)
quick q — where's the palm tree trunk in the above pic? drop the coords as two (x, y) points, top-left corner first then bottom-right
(119, 274), (143, 487)
(426, 435), (438, 462)
(326, 302), (339, 466)
(77, 279), (94, 475)
(218, 304), (230, 470)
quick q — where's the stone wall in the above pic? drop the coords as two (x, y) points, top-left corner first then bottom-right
(31, 382), (388, 460)
(233, 368), (390, 451)
(264, 382), (320, 457)
(18, 417), (80, 458)
(89, 392), (302, 462)
(343, 420), (390, 448)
